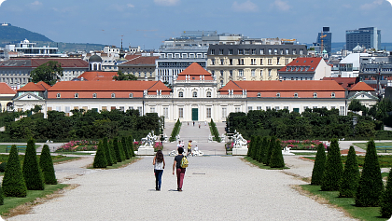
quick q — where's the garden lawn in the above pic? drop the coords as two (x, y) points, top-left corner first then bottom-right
(304, 155), (392, 168)
(243, 157), (289, 170)
(353, 142), (392, 153)
(301, 185), (386, 221)
(0, 184), (68, 217)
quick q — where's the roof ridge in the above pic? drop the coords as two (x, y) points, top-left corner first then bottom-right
(232, 81), (242, 89)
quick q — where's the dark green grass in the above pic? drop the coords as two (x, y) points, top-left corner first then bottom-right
(244, 156), (289, 170)
(304, 155), (392, 168)
(88, 157), (140, 169)
(301, 185), (387, 221)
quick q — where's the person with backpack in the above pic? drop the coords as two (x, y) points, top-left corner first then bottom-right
(153, 150), (165, 191)
(173, 147), (188, 191)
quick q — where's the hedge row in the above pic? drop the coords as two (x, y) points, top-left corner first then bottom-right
(93, 136), (135, 168)
(247, 136), (285, 168)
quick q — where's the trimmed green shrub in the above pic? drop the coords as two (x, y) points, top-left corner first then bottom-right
(122, 137), (130, 159)
(2, 145), (27, 197)
(0, 184), (3, 205)
(23, 138), (44, 190)
(109, 140), (117, 164)
(113, 137), (123, 162)
(270, 139), (285, 168)
(380, 168), (392, 218)
(247, 135), (255, 157)
(265, 136), (275, 166)
(169, 119), (182, 142)
(93, 141), (107, 168)
(259, 137), (267, 164)
(355, 139), (383, 207)
(311, 143), (327, 185)
(103, 137), (113, 166)
(210, 119), (221, 142)
(39, 144), (57, 185)
(255, 136), (263, 162)
(128, 135), (135, 157)
(321, 139), (343, 191)
(339, 146), (360, 197)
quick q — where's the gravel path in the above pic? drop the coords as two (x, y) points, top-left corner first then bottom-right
(7, 156), (354, 221)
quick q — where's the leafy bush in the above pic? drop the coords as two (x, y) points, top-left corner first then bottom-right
(23, 138), (44, 190)
(355, 139), (383, 207)
(39, 144), (57, 185)
(321, 139), (343, 191)
(2, 145), (27, 197)
(339, 146), (359, 197)
(311, 143), (326, 185)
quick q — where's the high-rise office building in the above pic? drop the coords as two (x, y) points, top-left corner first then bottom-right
(346, 27), (381, 51)
(316, 27), (332, 56)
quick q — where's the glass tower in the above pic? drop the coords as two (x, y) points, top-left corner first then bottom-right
(346, 27), (381, 51)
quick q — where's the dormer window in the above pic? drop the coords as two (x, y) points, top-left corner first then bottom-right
(111, 93), (115, 98)
(331, 92), (335, 98)
(93, 93), (97, 98)
(179, 92), (183, 97)
(294, 93), (298, 98)
(257, 92), (261, 97)
(313, 93), (317, 98)
(276, 93), (280, 98)
(56, 93), (61, 98)
(129, 93), (133, 98)
(74, 93), (79, 98)
(206, 91), (211, 98)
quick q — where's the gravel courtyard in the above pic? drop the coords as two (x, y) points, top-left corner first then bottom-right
(7, 155), (355, 221)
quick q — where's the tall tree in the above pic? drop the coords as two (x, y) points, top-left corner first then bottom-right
(321, 139), (343, 191)
(355, 139), (383, 207)
(311, 143), (327, 185)
(39, 144), (57, 185)
(2, 145), (27, 197)
(30, 61), (63, 85)
(339, 146), (360, 197)
(23, 138), (44, 190)
(380, 168), (392, 218)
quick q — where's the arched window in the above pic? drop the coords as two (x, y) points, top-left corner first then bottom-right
(206, 91), (211, 97)
(276, 93), (280, 98)
(75, 93), (79, 98)
(192, 91), (197, 98)
(331, 92), (335, 98)
(93, 93), (97, 98)
(294, 93), (298, 98)
(129, 93), (133, 98)
(56, 93), (61, 98)
(178, 92), (183, 97)
(111, 93), (115, 98)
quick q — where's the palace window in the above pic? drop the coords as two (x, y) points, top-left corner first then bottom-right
(268, 59), (272, 65)
(228, 49), (233, 55)
(210, 49), (215, 55)
(219, 49), (224, 55)
(239, 69), (244, 77)
(220, 59), (224, 65)
(179, 92), (183, 97)
(206, 108), (211, 118)
(238, 49), (243, 54)
(222, 107), (227, 118)
(206, 91), (211, 98)
(179, 108), (184, 118)
(251, 69), (255, 77)
(193, 92), (197, 97)
(260, 49), (264, 55)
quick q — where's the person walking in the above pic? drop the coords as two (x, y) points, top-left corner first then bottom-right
(173, 147), (186, 191)
(153, 150), (165, 191)
(187, 140), (192, 156)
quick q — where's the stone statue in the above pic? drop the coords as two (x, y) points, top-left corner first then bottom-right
(232, 131), (247, 148)
(141, 131), (158, 147)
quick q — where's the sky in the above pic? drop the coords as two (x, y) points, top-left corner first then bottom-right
(0, 0), (392, 49)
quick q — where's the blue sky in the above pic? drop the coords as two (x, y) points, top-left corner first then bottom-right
(0, 0), (391, 49)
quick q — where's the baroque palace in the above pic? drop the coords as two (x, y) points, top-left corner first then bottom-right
(12, 63), (355, 122)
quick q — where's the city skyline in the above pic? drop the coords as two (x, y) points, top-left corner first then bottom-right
(0, 0), (391, 49)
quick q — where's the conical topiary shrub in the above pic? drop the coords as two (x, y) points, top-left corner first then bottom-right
(113, 137), (122, 162)
(355, 139), (383, 207)
(2, 145), (27, 197)
(128, 135), (135, 157)
(265, 136), (275, 166)
(93, 141), (107, 168)
(0, 184), (3, 205)
(255, 136), (263, 163)
(109, 140), (117, 164)
(321, 139), (343, 191)
(311, 143), (327, 185)
(118, 141), (125, 161)
(247, 135), (255, 158)
(103, 137), (113, 166)
(380, 168), (392, 218)
(23, 138), (44, 190)
(39, 144), (57, 185)
(259, 137), (267, 164)
(122, 137), (130, 159)
(270, 139), (285, 168)
(261, 137), (269, 164)
(339, 146), (360, 197)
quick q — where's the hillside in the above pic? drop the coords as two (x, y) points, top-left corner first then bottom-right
(0, 23), (53, 45)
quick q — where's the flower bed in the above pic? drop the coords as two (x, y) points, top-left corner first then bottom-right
(133, 141), (163, 152)
(281, 140), (327, 150)
(56, 140), (98, 152)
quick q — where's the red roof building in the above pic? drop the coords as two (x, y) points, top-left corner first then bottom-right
(278, 57), (331, 81)
(118, 56), (159, 81)
(77, 71), (118, 81)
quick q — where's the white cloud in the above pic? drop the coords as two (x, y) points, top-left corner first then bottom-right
(232, 1), (258, 12)
(154, 0), (179, 6)
(127, 4), (135, 8)
(0, 0), (7, 7)
(360, 0), (383, 10)
(272, 0), (290, 11)
(30, 1), (42, 6)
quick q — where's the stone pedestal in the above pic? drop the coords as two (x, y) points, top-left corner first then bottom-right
(137, 147), (155, 156)
(232, 148), (248, 156)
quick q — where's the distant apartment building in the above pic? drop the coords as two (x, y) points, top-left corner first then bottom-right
(207, 40), (307, 87)
(5, 39), (61, 57)
(346, 27), (381, 51)
(118, 56), (159, 81)
(359, 52), (392, 94)
(155, 31), (243, 85)
(278, 57), (331, 81)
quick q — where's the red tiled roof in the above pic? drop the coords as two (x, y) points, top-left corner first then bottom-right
(322, 77), (357, 90)
(77, 71), (118, 81)
(176, 63), (214, 80)
(219, 80), (345, 98)
(18, 82), (45, 92)
(0, 83), (16, 94)
(121, 56), (158, 65)
(47, 81), (171, 99)
(279, 57), (322, 72)
(37, 81), (51, 90)
(125, 54), (142, 61)
(349, 82), (375, 91)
